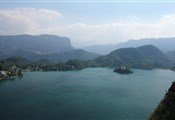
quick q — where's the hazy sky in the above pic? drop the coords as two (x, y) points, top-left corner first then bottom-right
(1, 0), (175, 47)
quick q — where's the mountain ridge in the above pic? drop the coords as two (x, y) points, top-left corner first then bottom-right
(0, 34), (74, 53)
(0, 34), (100, 62)
(82, 37), (175, 55)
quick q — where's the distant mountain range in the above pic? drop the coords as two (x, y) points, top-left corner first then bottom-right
(0, 34), (100, 62)
(82, 38), (175, 55)
(94, 45), (169, 69)
(1, 34), (175, 68)
(1, 45), (172, 69)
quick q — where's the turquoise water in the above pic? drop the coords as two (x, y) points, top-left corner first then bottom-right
(0, 68), (175, 119)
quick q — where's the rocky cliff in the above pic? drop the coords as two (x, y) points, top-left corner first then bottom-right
(149, 81), (175, 120)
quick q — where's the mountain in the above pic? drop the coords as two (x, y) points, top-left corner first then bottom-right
(82, 44), (116, 55)
(0, 34), (74, 53)
(149, 81), (175, 120)
(0, 34), (74, 59)
(165, 51), (175, 66)
(26, 49), (100, 62)
(82, 37), (175, 55)
(0, 49), (39, 59)
(94, 45), (168, 69)
(166, 50), (175, 61)
(0, 34), (100, 62)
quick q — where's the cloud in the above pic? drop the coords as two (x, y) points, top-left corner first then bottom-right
(1, 8), (175, 47)
(40, 14), (175, 47)
(0, 8), (61, 35)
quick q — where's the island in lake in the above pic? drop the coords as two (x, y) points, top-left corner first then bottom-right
(114, 67), (133, 74)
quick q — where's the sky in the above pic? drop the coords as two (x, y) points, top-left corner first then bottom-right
(1, 0), (175, 47)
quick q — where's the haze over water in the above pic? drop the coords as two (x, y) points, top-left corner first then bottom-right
(0, 68), (175, 119)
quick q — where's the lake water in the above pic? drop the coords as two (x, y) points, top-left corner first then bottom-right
(0, 68), (175, 119)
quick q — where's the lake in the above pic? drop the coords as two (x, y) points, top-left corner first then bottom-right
(0, 68), (175, 119)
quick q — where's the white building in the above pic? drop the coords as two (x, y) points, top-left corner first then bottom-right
(0, 71), (6, 76)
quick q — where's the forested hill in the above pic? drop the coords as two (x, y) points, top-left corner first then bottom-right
(0, 57), (98, 71)
(94, 45), (168, 69)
